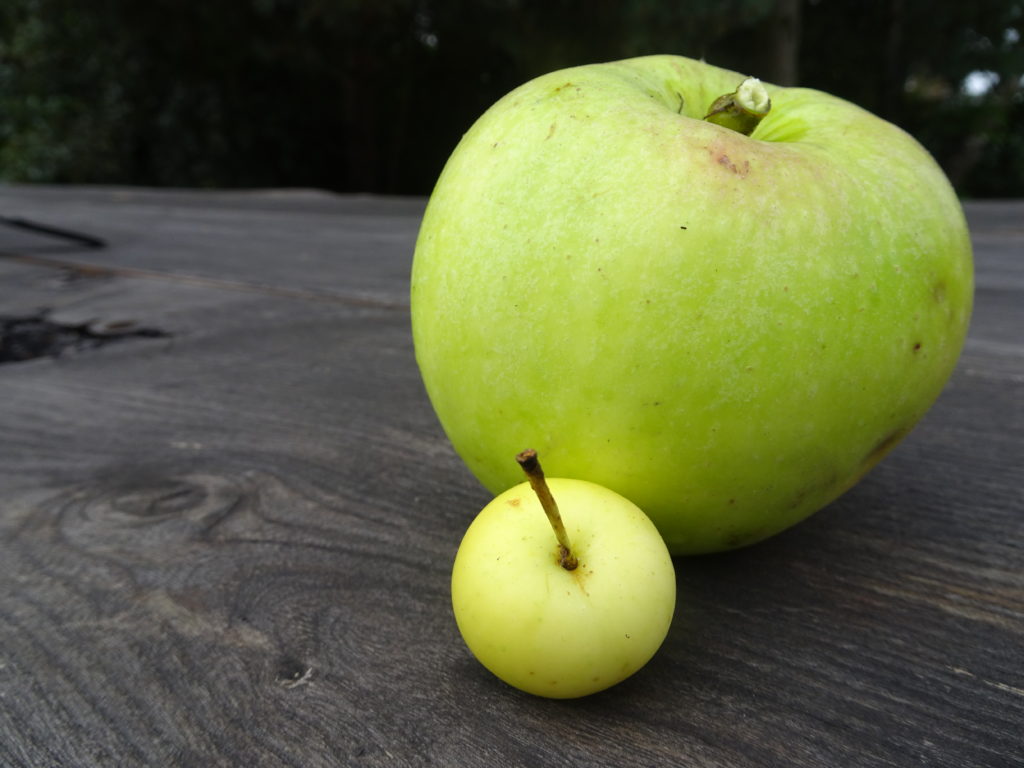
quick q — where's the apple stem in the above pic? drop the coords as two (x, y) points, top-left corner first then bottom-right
(516, 449), (578, 571)
(703, 77), (771, 136)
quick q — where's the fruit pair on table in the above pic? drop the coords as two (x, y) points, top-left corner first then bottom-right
(412, 55), (974, 697)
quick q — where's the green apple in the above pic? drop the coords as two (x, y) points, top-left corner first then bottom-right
(451, 450), (675, 698)
(412, 55), (973, 555)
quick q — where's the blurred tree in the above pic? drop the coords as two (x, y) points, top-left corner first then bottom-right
(0, 0), (1020, 195)
(799, 0), (1023, 194)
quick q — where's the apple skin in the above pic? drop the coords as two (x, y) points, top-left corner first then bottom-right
(412, 55), (974, 555)
(451, 478), (676, 698)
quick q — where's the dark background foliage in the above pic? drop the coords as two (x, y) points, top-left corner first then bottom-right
(0, 0), (1021, 197)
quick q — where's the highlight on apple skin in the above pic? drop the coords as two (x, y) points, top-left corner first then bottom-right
(412, 55), (974, 555)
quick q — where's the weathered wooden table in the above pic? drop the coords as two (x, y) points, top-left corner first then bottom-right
(0, 185), (1020, 767)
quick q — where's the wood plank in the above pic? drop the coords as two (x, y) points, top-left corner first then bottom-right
(0, 185), (424, 307)
(0, 186), (1021, 767)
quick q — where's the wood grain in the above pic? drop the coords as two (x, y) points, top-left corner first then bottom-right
(0, 187), (1020, 767)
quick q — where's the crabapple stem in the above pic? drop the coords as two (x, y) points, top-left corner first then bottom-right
(704, 77), (771, 136)
(516, 449), (578, 571)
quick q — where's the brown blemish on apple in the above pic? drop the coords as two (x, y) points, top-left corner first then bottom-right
(787, 471), (841, 511)
(507, 497), (521, 507)
(724, 527), (766, 549)
(563, 559), (591, 596)
(708, 145), (751, 177)
(913, 341), (922, 352)
(865, 427), (911, 467)
(721, 155), (750, 176)
(829, 425), (914, 500)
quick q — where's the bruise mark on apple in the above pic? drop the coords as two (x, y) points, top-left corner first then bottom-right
(546, 123), (556, 140)
(864, 426), (911, 468)
(933, 280), (947, 303)
(787, 470), (840, 512)
(724, 526), (767, 549)
(830, 425), (914, 500)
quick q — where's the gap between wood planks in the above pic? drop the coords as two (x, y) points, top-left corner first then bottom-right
(0, 250), (411, 311)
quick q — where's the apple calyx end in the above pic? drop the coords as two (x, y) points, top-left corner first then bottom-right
(703, 77), (771, 137)
(516, 449), (578, 571)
